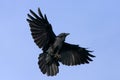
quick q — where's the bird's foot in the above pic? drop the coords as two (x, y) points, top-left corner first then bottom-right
(54, 53), (61, 59)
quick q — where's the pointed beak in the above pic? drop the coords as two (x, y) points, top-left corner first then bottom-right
(65, 33), (70, 36)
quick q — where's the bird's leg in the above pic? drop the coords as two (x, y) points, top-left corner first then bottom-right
(54, 50), (61, 59)
(54, 53), (61, 59)
(45, 45), (61, 63)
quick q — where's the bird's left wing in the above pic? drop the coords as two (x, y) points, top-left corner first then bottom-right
(27, 8), (56, 51)
(59, 43), (95, 66)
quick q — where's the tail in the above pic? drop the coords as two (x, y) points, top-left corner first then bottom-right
(38, 53), (59, 76)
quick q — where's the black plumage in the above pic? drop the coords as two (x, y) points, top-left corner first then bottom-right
(27, 8), (95, 76)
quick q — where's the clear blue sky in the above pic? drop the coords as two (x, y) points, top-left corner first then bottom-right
(0, 0), (120, 80)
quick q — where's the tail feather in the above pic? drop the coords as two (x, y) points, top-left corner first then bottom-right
(38, 53), (59, 76)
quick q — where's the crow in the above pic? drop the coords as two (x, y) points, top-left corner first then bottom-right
(27, 8), (95, 76)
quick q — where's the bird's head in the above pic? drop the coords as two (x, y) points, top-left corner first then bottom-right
(57, 33), (70, 41)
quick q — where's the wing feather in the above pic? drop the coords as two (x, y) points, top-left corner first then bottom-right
(27, 8), (56, 51)
(59, 43), (95, 66)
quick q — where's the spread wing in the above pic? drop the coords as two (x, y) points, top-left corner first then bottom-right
(27, 8), (56, 51)
(59, 43), (95, 66)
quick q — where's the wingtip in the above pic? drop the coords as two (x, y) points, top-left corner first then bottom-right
(27, 13), (30, 17)
(38, 7), (40, 11)
(88, 50), (94, 53)
(29, 9), (33, 13)
(88, 53), (96, 57)
(26, 18), (30, 22)
(38, 8), (44, 19)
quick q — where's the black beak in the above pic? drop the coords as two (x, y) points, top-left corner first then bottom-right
(65, 33), (70, 36)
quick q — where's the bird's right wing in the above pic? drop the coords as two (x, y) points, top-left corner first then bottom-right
(59, 43), (95, 66)
(27, 8), (56, 51)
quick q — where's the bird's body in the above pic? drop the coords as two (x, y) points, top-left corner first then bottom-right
(47, 33), (69, 57)
(27, 8), (95, 76)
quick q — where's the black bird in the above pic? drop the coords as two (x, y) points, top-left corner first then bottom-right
(27, 8), (95, 76)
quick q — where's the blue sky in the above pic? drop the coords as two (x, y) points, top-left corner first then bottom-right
(0, 0), (120, 80)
